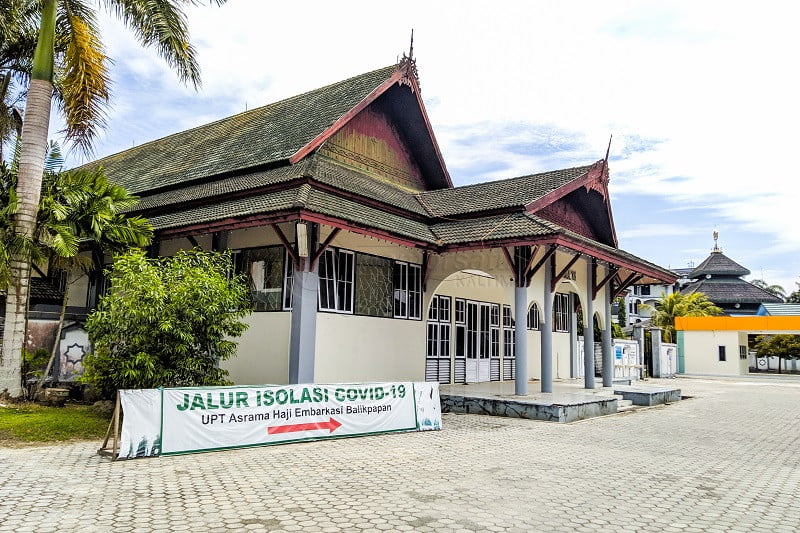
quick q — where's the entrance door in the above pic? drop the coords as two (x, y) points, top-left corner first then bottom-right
(466, 301), (494, 382)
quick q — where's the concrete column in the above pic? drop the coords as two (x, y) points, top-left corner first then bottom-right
(602, 281), (614, 387)
(569, 293), (578, 378)
(514, 286), (528, 395)
(650, 327), (663, 378)
(288, 266), (318, 384)
(583, 261), (595, 389)
(633, 324), (645, 379)
(540, 262), (553, 393)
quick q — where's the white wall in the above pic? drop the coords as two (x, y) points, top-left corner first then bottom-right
(314, 314), (425, 383)
(682, 330), (743, 375)
(222, 312), (291, 385)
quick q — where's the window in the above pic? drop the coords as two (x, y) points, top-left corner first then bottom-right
(393, 261), (422, 319)
(283, 250), (294, 310)
(438, 296), (451, 322)
(739, 345), (747, 360)
(553, 293), (570, 332)
(641, 285), (651, 296)
(318, 248), (354, 313)
(354, 254), (393, 317)
(455, 299), (466, 325)
(718, 346), (726, 362)
(242, 247), (284, 311)
(527, 303), (540, 330)
(502, 305), (513, 328)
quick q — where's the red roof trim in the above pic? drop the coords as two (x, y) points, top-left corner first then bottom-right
(289, 67), (452, 188)
(525, 159), (618, 247)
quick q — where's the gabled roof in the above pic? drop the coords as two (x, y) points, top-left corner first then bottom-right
(416, 165), (592, 217)
(689, 251), (750, 278)
(83, 65), (406, 195)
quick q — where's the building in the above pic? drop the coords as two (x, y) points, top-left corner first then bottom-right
(680, 234), (782, 315)
(676, 315), (800, 375)
(53, 56), (675, 393)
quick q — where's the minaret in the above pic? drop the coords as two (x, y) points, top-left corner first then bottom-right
(712, 229), (721, 252)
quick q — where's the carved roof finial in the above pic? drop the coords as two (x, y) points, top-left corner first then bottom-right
(398, 29), (421, 92)
(712, 228), (721, 252)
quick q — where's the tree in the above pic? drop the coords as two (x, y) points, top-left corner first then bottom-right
(0, 141), (152, 396)
(615, 296), (627, 326)
(754, 335), (800, 374)
(750, 279), (786, 301)
(81, 250), (252, 399)
(2, 0), (225, 397)
(649, 292), (723, 343)
(786, 282), (800, 304)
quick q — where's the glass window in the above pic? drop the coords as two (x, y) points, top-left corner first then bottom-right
(242, 247), (284, 311)
(393, 262), (408, 318)
(318, 248), (354, 313)
(355, 254), (393, 317)
(283, 250), (293, 310)
(490, 304), (500, 327)
(429, 296), (439, 321)
(553, 293), (570, 332)
(439, 296), (451, 322)
(393, 261), (422, 319)
(502, 305), (513, 328)
(408, 264), (422, 319)
(527, 303), (540, 330)
(455, 299), (466, 325)
(718, 346), (726, 361)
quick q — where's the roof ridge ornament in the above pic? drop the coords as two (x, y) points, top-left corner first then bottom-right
(712, 228), (721, 252)
(398, 29), (421, 93)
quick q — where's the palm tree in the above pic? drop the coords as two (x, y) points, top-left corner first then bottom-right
(2, 0), (224, 397)
(750, 279), (786, 301)
(1, 141), (152, 396)
(649, 292), (723, 343)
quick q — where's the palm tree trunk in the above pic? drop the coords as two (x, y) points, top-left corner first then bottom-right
(0, 0), (56, 398)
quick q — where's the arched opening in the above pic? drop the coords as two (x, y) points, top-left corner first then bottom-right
(424, 268), (510, 384)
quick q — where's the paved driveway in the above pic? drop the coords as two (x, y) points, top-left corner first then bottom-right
(2, 377), (799, 532)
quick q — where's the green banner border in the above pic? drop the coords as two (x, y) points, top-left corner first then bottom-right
(158, 382), (421, 456)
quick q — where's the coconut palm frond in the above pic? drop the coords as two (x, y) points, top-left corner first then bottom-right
(105, 0), (202, 88)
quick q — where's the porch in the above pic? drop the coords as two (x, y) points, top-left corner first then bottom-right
(440, 379), (681, 423)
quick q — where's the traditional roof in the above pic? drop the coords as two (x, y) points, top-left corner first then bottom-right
(682, 279), (783, 304)
(84, 65), (411, 195)
(81, 61), (674, 285)
(757, 303), (800, 316)
(417, 166), (592, 217)
(689, 251), (750, 278)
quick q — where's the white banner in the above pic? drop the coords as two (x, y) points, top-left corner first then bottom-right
(118, 389), (161, 459)
(160, 382), (418, 455)
(116, 382), (441, 458)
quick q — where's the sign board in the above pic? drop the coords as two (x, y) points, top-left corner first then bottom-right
(117, 382), (440, 459)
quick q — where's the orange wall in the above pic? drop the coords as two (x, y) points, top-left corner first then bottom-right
(675, 316), (800, 331)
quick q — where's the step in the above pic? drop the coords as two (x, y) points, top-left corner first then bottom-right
(617, 399), (635, 412)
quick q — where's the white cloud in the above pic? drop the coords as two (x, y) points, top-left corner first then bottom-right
(50, 0), (800, 287)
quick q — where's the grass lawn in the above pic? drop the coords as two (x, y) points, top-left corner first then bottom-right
(0, 403), (111, 444)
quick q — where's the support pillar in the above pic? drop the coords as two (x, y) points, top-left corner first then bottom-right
(514, 286), (528, 395)
(650, 327), (663, 378)
(289, 265), (318, 384)
(569, 293), (578, 378)
(633, 324), (645, 379)
(583, 260), (595, 388)
(540, 257), (554, 393)
(602, 281), (614, 387)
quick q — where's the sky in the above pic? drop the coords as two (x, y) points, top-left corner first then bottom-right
(55, 0), (800, 295)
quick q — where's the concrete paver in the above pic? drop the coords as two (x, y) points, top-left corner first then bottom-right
(2, 377), (800, 531)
